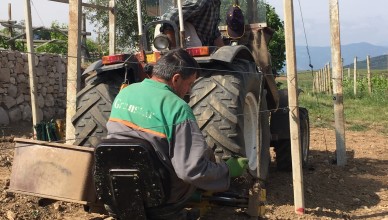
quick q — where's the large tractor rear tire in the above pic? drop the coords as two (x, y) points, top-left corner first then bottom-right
(189, 60), (270, 179)
(71, 72), (125, 147)
(274, 107), (310, 171)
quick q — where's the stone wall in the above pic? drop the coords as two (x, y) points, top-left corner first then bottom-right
(0, 51), (67, 126)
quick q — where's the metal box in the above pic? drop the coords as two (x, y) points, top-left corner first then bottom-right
(9, 138), (97, 205)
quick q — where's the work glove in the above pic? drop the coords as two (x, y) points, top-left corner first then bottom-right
(226, 157), (249, 178)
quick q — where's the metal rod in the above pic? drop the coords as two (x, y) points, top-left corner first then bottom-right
(136, 0), (143, 35)
(177, 0), (185, 47)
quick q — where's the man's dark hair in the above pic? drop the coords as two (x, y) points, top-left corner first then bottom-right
(153, 48), (200, 80)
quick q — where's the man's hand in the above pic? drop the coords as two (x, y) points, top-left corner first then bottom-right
(226, 157), (249, 177)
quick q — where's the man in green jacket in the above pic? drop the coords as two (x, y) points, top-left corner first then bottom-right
(107, 48), (247, 205)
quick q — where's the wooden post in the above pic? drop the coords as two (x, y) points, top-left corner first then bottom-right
(347, 68), (350, 79)
(81, 13), (87, 64)
(109, 0), (116, 55)
(327, 63), (332, 94)
(318, 71), (321, 92)
(8, 3), (16, 50)
(323, 66), (327, 93)
(330, 0), (346, 166)
(353, 56), (357, 95)
(318, 69), (322, 92)
(367, 55), (372, 95)
(97, 29), (102, 55)
(313, 72), (317, 93)
(321, 67), (325, 93)
(24, 0), (42, 137)
(325, 64), (328, 93)
(320, 69), (323, 92)
(316, 70), (319, 92)
(66, 0), (82, 144)
(48, 0), (111, 10)
(283, 0), (305, 214)
(323, 68), (326, 93)
(341, 57), (344, 79)
(319, 67), (325, 92)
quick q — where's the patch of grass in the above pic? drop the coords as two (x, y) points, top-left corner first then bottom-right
(347, 123), (368, 132)
(277, 70), (388, 134)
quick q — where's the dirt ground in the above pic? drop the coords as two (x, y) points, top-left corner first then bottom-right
(0, 122), (387, 220)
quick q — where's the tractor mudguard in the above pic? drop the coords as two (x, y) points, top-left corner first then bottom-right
(82, 55), (140, 77)
(210, 45), (255, 63)
(82, 60), (103, 76)
(209, 45), (278, 110)
(82, 60), (125, 76)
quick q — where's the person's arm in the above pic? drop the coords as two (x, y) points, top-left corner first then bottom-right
(171, 119), (230, 191)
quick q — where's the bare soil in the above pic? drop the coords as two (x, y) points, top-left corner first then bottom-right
(0, 122), (387, 220)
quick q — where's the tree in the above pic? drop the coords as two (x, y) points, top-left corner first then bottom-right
(0, 20), (101, 61)
(266, 3), (286, 72)
(0, 21), (26, 51)
(85, 1), (285, 70)
(34, 22), (101, 61)
(35, 22), (68, 54)
(85, 0), (156, 53)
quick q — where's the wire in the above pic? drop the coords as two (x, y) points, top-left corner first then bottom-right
(31, 0), (45, 27)
(296, 0), (334, 162)
(296, 0), (313, 71)
(0, 106), (295, 151)
(0, 48), (283, 77)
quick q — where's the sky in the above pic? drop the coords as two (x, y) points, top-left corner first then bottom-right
(270, 0), (388, 47)
(1, 0), (388, 47)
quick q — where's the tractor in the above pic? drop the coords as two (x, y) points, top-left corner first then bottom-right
(9, 0), (309, 219)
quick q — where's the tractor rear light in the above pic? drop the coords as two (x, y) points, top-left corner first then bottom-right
(186, 47), (210, 57)
(102, 54), (126, 65)
(146, 51), (161, 63)
(153, 34), (170, 51)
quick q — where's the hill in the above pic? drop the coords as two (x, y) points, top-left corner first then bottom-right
(343, 54), (388, 69)
(296, 42), (388, 70)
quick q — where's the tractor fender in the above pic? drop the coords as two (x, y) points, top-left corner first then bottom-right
(82, 60), (126, 76)
(210, 45), (279, 110)
(82, 54), (142, 77)
(264, 74), (279, 110)
(210, 45), (255, 63)
(82, 60), (102, 75)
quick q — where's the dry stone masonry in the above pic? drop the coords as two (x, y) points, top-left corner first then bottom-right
(0, 51), (67, 126)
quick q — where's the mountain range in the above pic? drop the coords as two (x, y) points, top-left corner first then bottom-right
(295, 42), (388, 71)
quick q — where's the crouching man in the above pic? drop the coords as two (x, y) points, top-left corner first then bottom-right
(107, 48), (247, 218)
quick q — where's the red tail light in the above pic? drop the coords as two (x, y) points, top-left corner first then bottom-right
(186, 47), (210, 57)
(102, 54), (126, 65)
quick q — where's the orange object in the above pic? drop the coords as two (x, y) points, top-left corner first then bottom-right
(102, 54), (126, 65)
(186, 47), (210, 56)
(120, 83), (129, 90)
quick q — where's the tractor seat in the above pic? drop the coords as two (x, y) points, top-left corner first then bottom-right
(94, 138), (177, 219)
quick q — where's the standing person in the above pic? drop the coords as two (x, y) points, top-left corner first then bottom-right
(160, 0), (224, 47)
(106, 48), (247, 206)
